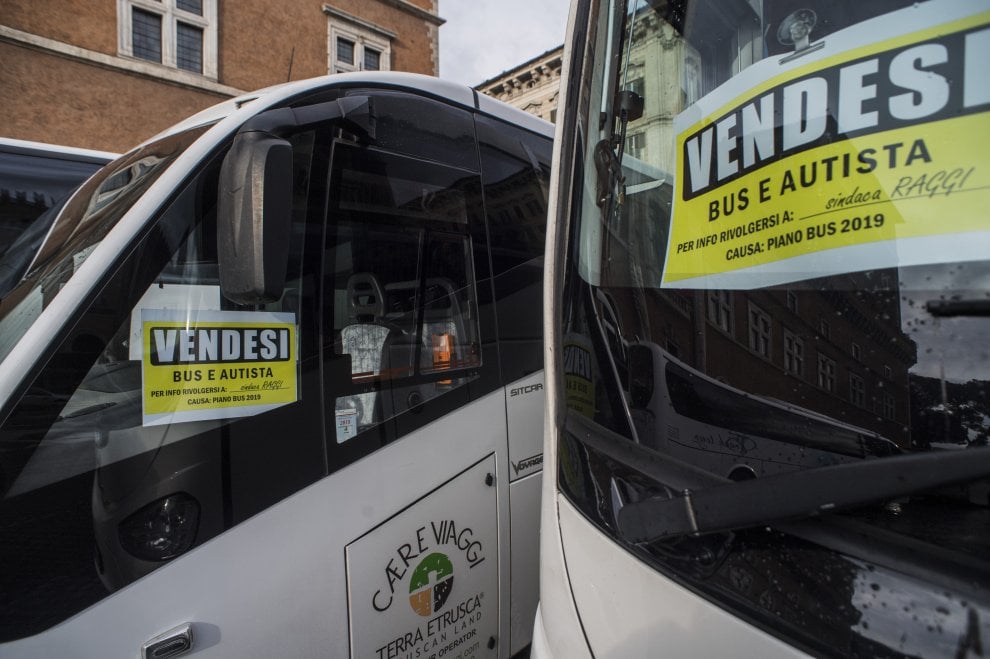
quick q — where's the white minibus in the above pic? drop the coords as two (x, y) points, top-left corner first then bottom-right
(0, 72), (551, 658)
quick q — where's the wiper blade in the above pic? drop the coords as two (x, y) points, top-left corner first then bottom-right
(926, 299), (990, 317)
(617, 448), (990, 543)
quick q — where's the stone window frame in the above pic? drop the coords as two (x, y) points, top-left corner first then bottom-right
(325, 7), (393, 74)
(117, 0), (218, 79)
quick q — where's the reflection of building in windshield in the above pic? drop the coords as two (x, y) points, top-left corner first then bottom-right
(911, 376), (990, 449)
(621, 1), (764, 174)
(622, 1), (917, 171)
(605, 271), (917, 447)
(608, 2), (921, 447)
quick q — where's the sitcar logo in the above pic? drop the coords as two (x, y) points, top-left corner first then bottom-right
(408, 552), (454, 617)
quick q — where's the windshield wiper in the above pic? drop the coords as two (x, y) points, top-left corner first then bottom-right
(926, 299), (990, 317)
(617, 448), (990, 543)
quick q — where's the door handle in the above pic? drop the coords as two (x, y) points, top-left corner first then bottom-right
(143, 623), (193, 659)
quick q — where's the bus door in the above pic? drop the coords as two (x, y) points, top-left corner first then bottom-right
(320, 94), (507, 657)
(0, 90), (509, 658)
(476, 113), (553, 651)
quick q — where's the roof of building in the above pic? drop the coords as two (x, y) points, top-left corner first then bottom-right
(475, 45), (564, 91)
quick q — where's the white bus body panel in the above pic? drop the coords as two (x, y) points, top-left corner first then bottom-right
(1, 391), (511, 658)
(505, 370), (546, 654)
(347, 456), (499, 659)
(536, 496), (807, 659)
(0, 137), (118, 162)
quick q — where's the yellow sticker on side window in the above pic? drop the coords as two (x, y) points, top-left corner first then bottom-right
(662, 6), (990, 289)
(141, 309), (298, 427)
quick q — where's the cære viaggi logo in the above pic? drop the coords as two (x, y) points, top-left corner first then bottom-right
(373, 519), (487, 659)
(409, 553), (454, 617)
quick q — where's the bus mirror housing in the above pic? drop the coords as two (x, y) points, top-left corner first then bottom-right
(218, 130), (293, 305)
(218, 96), (374, 305)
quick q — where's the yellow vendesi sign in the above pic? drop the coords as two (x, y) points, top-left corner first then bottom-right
(141, 309), (297, 426)
(662, 8), (990, 288)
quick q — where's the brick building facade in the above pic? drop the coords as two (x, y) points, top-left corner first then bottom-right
(1, 0), (443, 151)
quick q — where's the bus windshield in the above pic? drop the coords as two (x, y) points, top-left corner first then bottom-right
(0, 125), (209, 366)
(553, 0), (990, 652)
(570, 0), (989, 478)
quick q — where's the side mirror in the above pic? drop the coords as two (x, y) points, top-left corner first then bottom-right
(216, 95), (373, 305)
(217, 131), (292, 305)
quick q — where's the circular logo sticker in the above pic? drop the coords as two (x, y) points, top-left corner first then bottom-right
(408, 552), (454, 617)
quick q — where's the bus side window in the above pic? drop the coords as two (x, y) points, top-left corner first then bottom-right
(325, 142), (484, 445)
(477, 116), (551, 383)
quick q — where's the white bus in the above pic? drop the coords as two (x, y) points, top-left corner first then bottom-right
(0, 72), (550, 658)
(0, 138), (116, 246)
(0, 138), (116, 285)
(625, 341), (901, 481)
(536, 0), (990, 657)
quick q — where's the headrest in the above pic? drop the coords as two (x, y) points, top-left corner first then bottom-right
(347, 272), (385, 321)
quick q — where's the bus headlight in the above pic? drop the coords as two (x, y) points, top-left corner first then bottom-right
(118, 493), (200, 561)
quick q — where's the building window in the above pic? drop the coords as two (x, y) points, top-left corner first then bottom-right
(748, 303), (771, 359)
(786, 290), (798, 313)
(883, 392), (896, 420)
(852, 342), (862, 361)
(336, 37), (355, 65)
(707, 291), (732, 333)
(175, 22), (203, 73)
(883, 364), (892, 379)
(131, 9), (162, 62)
(664, 291), (692, 317)
(364, 48), (382, 71)
(849, 373), (866, 407)
(327, 10), (392, 74)
(784, 330), (804, 377)
(818, 354), (836, 392)
(118, 0), (217, 77)
(627, 132), (646, 158)
(627, 77), (646, 99)
(819, 318), (831, 340)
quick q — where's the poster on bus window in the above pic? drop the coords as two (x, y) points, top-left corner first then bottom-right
(661, 2), (990, 289)
(141, 309), (298, 427)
